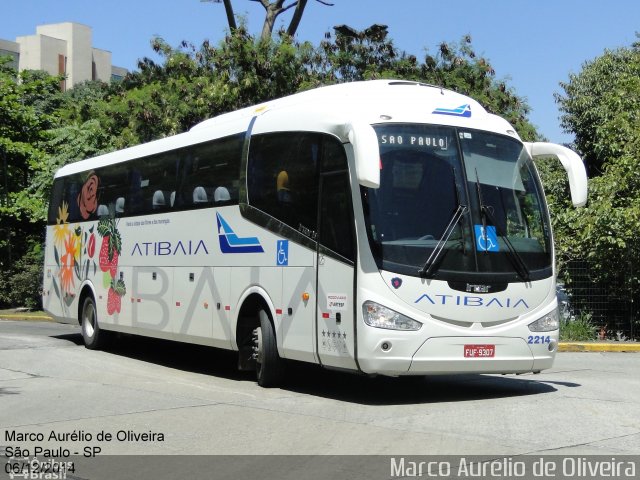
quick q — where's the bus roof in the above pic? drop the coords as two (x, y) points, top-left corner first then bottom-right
(55, 80), (520, 178)
(191, 80), (517, 136)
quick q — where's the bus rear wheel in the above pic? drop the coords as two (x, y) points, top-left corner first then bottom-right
(254, 309), (284, 387)
(81, 296), (105, 350)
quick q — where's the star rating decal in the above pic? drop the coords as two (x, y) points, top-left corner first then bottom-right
(319, 329), (348, 353)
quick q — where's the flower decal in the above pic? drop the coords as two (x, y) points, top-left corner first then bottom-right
(53, 201), (70, 248)
(77, 172), (99, 220)
(59, 233), (78, 295)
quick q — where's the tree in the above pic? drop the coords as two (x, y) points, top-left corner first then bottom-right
(541, 39), (640, 329)
(556, 39), (640, 176)
(0, 61), (62, 252)
(204, 0), (334, 42)
(0, 59), (63, 308)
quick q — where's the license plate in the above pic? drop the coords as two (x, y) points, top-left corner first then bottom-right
(464, 344), (495, 358)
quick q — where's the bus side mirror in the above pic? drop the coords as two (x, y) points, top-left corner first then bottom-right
(525, 142), (588, 207)
(348, 122), (380, 188)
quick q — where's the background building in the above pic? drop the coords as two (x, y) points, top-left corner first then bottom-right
(0, 22), (127, 90)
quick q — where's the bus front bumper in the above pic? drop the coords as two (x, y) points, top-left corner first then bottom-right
(357, 336), (557, 376)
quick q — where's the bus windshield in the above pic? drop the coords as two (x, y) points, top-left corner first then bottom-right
(361, 124), (552, 282)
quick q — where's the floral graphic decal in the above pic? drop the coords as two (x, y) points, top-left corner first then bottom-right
(51, 171), (125, 317)
(97, 215), (126, 315)
(53, 201), (70, 247)
(52, 215), (86, 310)
(59, 233), (78, 295)
(78, 171), (99, 220)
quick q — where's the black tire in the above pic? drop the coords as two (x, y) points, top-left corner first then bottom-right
(81, 295), (105, 350)
(255, 309), (285, 387)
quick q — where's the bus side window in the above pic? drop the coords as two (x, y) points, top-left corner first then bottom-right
(183, 135), (243, 208)
(47, 178), (65, 225)
(127, 169), (144, 215)
(65, 176), (82, 222)
(248, 132), (320, 237)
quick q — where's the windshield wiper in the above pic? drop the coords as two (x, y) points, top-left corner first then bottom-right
(474, 169), (530, 282)
(419, 168), (467, 278)
(418, 204), (467, 278)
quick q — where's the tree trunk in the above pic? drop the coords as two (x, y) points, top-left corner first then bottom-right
(223, 0), (237, 31)
(260, 2), (283, 42)
(261, 7), (278, 42)
(286, 0), (307, 37)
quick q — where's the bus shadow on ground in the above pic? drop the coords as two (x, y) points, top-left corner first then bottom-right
(53, 332), (564, 405)
(283, 363), (562, 405)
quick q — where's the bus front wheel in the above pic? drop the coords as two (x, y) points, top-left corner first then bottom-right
(81, 296), (105, 350)
(254, 309), (284, 387)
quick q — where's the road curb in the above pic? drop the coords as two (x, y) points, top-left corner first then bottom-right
(0, 314), (53, 321)
(559, 342), (640, 352)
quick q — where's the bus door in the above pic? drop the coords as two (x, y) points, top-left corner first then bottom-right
(315, 161), (358, 370)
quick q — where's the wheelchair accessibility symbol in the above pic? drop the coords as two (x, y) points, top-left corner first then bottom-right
(474, 225), (499, 252)
(276, 240), (289, 266)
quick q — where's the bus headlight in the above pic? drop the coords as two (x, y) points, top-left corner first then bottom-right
(528, 309), (559, 332)
(362, 301), (422, 331)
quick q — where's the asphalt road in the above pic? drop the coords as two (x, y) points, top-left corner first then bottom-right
(0, 319), (638, 465)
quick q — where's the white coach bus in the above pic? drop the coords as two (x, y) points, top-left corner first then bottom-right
(43, 80), (587, 386)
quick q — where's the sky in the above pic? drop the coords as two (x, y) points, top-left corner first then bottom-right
(2, 0), (639, 144)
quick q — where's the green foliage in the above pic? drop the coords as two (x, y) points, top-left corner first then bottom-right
(83, 23), (320, 146)
(556, 40), (640, 175)
(560, 312), (597, 342)
(0, 242), (44, 310)
(545, 40), (640, 312)
(79, 24), (537, 147)
(0, 59), (63, 285)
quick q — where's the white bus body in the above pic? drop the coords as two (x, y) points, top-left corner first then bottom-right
(42, 80), (587, 386)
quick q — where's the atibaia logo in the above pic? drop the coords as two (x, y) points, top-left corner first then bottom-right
(432, 104), (472, 118)
(415, 293), (529, 309)
(216, 213), (264, 253)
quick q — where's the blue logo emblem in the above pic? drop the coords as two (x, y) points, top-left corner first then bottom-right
(475, 225), (499, 252)
(216, 213), (264, 253)
(432, 104), (472, 118)
(276, 240), (289, 266)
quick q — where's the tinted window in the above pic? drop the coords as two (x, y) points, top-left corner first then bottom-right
(47, 178), (65, 224)
(248, 132), (322, 237)
(47, 133), (244, 224)
(176, 135), (242, 208)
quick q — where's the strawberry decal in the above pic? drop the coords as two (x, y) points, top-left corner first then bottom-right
(107, 282), (125, 314)
(99, 236), (119, 278)
(97, 215), (125, 315)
